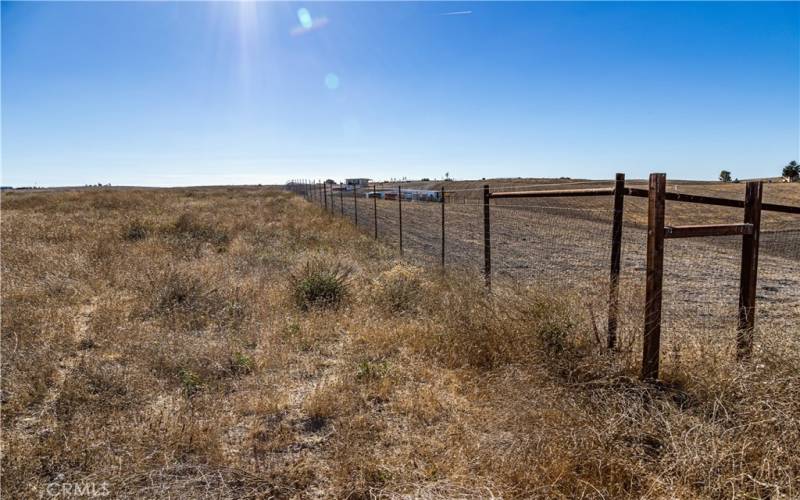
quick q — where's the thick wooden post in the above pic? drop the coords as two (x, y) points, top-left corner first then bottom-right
(483, 185), (491, 289)
(607, 173), (625, 349)
(737, 180), (762, 359)
(642, 173), (666, 381)
(441, 187), (446, 268)
(398, 186), (403, 255)
(373, 184), (378, 239)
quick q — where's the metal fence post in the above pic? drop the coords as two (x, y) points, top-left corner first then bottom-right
(324, 182), (329, 212)
(353, 185), (358, 225)
(398, 186), (403, 255)
(642, 173), (666, 381)
(737, 180), (762, 360)
(483, 184), (491, 290)
(607, 173), (625, 349)
(373, 184), (378, 239)
(339, 184), (344, 216)
(441, 187), (445, 269)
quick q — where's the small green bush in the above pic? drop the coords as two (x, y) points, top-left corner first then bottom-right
(179, 368), (202, 398)
(290, 258), (352, 311)
(355, 359), (389, 381)
(229, 353), (254, 376)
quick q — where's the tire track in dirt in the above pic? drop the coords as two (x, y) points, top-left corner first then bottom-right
(13, 298), (97, 440)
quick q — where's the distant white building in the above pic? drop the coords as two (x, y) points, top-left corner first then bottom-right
(345, 178), (370, 188)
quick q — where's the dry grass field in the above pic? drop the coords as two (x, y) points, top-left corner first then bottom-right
(2, 185), (800, 498)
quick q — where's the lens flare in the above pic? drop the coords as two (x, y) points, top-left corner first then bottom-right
(324, 73), (340, 90)
(297, 8), (313, 29)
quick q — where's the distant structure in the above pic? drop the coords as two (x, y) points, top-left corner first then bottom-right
(368, 189), (442, 202)
(345, 178), (370, 188)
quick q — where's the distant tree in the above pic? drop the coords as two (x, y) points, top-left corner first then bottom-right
(782, 161), (799, 182)
(719, 170), (732, 183)
(325, 179), (335, 185)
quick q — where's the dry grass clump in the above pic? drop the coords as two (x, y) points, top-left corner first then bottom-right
(121, 218), (150, 241)
(289, 256), (353, 311)
(407, 279), (585, 370)
(2, 187), (798, 498)
(370, 262), (428, 314)
(144, 267), (247, 330)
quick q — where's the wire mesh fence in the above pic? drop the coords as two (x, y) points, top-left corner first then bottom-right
(291, 177), (800, 378)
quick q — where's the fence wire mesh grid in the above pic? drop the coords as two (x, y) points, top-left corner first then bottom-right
(296, 179), (800, 374)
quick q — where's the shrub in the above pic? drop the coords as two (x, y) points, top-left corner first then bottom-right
(355, 359), (389, 381)
(290, 258), (352, 311)
(122, 219), (149, 241)
(229, 353), (254, 376)
(179, 368), (202, 398)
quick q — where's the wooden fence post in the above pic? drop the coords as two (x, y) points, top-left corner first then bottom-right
(642, 173), (666, 381)
(737, 180), (762, 359)
(441, 187), (446, 269)
(607, 173), (625, 349)
(483, 185), (491, 290)
(398, 186), (403, 255)
(373, 184), (378, 239)
(324, 182), (329, 212)
(340, 184), (344, 216)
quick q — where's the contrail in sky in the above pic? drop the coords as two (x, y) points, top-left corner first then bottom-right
(441, 10), (472, 16)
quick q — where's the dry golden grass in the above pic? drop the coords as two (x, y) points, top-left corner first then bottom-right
(2, 186), (799, 498)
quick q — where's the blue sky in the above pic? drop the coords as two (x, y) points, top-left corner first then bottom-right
(2, 1), (798, 187)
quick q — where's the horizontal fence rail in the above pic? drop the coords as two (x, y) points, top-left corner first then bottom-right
(625, 187), (800, 214)
(490, 188), (615, 199)
(664, 223), (754, 238)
